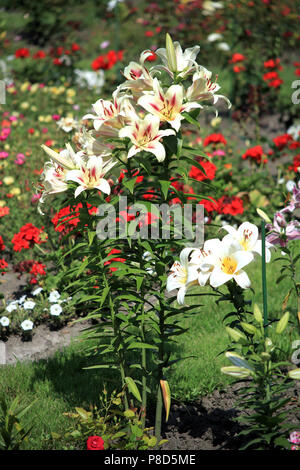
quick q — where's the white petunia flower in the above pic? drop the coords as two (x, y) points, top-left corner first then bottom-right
(23, 300), (36, 310)
(0, 316), (10, 327)
(216, 42), (230, 51)
(32, 287), (43, 296)
(18, 295), (27, 305)
(49, 290), (61, 303)
(21, 319), (34, 331)
(50, 304), (63, 316)
(6, 301), (18, 313)
(207, 33), (223, 42)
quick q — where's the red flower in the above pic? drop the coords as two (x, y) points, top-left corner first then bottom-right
(104, 249), (125, 272)
(203, 133), (227, 147)
(199, 198), (218, 213)
(15, 48), (30, 58)
(145, 30), (154, 37)
(289, 154), (300, 173)
(30, 262), (46, 277)
(263, 71), (279, 81)
(0, 259), (8, 274)
(233, 65), (245, 73)
(242, 145), (267, 164)
(218, 196), (244, 216)
(87, 436), (104, 450)
(53, 58), (62, 66)
(269, 78), (283, 88)
(263, 58), (282, 70)
(33, 50), (46, 59)
(273, 133), (294, 150)
(189, 161), (217, 181)
(0, 236), (5, 251)
(145, 51), (157, 62)
(71, 43), (81, 52)
(28, 128), (35, 134)
(11, 224), (47, 252)
(0, 206), (9, 217)
(229, 53), (246, 63)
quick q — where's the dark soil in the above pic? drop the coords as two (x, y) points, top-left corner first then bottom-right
(161, 382), (300, 450)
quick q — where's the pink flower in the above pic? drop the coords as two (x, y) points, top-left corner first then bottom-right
(0, 151), (9, 159)
(14, 153), (26, 165)
(52, 114), (61, 121)
(212, 149), (226, 157)
(0, 128), (11, 141)
(289, 431), (300, 445)
(31, 193), (41, 204)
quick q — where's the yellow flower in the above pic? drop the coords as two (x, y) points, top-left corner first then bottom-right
(0, 200), (6, 207)
(66, 89), (76, 98)
(38, 115), (45, 122)
(4, 144), (10, 150)
(211, 116), (222, 127)
(31, 105), (38, 112)
(0, 161), (8, 170)
(7, 87), (16, 94)
(20, 102), (30, 109)
(30, 84), (39, 93)
(10, 187), (21, 196)
(20, 82), (30, 92)
(3, 176), (15, 185)
(44, 115), (52, 122)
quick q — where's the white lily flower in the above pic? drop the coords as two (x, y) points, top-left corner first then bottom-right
(57, 116), (78, 133)
(119, 114), (175, 162)
(188, 238), (220, 286)
(138, 78), (201, 132)
(222, 222), (272, 263)
(155, 36), (200, 79)
(200, 238), (254, 289)
(82, 88), (134, 131)
(66, 155), (116, 198)
(121, 52), (155, 97)
(186, 67), (231, 108)
(166, 248), (200, 305)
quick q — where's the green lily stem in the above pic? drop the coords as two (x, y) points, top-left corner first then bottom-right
(154, 298), (165, 444)
(82, 199), (129, 409)
(261, 221), (268, 334)
(287, 249), (300, 326)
